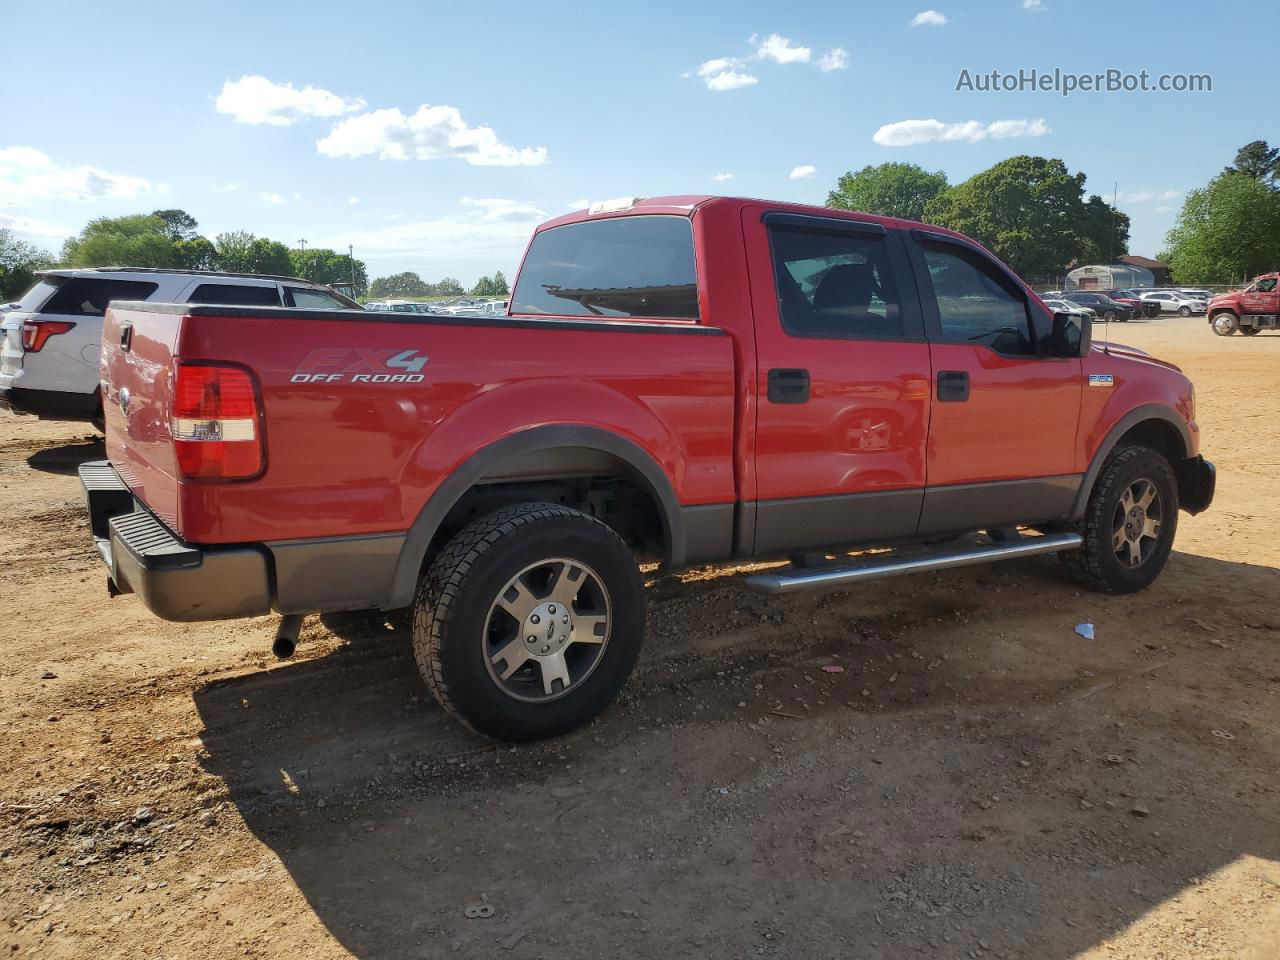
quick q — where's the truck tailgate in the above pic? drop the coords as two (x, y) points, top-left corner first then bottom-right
(101, 304), (183, 530)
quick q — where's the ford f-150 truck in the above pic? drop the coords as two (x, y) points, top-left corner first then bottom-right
(79, 195), (1215, 741)
(1206, 272), (1280, 336)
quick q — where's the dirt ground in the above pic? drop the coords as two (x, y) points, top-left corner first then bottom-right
(2, 314), (1279, 960)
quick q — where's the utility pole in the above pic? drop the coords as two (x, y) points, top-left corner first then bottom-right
(297, 239), (308, 280)
(348, 243), (356, 292)
(1110, 181), (1118, 265)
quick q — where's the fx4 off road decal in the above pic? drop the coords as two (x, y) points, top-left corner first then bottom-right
(290, 348), (428, 384)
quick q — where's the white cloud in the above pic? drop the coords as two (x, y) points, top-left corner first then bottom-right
(789, 164), (817, 180)
(312, 210), (537, 267)
(260, 191), (285, 204)
(756, 34), (811, 64)
(211, 181), (240, 193)
(0, 146), (154, 206)
(1116, 189), (1182, 205)
(1159, 189), (1181, 200)
(567, 198), (589, 210)
(215, 75), (364, 127)
(817, 48), (849, 71)
(316, 105), (548, 166)
(696, 57), (758, 91)
(1023, 0), (1045, 9)
(348, 196), (359, 205)
(872, 117), (1050, 146)
(911, 10), (949, 26)
(459, 196), (547, 223)
(0, 211), (69, 239)
(712, 172), (734, 182)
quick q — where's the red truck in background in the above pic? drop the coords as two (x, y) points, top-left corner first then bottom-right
(81, 196), (1215, 741)
(1207, 272), (1280, 335)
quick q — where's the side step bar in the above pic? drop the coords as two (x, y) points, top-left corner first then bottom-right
(744, 532), (1083, 595)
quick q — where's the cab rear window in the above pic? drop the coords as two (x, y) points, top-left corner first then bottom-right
(511, 216), (699, 320)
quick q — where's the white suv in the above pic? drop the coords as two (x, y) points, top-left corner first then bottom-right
(0, 268), (358, 425)
(1139, 290), (1208, 316)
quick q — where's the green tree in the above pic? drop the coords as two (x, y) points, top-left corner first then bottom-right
(1162, 172), (1280, 283)
(436, 277), (465, 296)
(151, 209), (201, 242)
(471, 274), (494, 296)
(61, 214), (186, 268)
(1223, 140), (1279, 184)
(1076, 194), (1131, 265)
(0, 228), (52, 301)
(924, 156), (1114, 277)
(213, 232), (292, 275)
(369, 272), (429, 298)
(492, 270), (509, 295)
(289, 248), (368, 295)
(826, 162), (949, 221)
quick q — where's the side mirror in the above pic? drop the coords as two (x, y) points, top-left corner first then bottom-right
(1050, 311), (1091, 357)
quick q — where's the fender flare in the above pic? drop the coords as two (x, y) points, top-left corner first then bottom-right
(384, 425), (684, 609)
(1070, 403), (1191, 519)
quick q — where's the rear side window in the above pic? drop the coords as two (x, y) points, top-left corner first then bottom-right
(511, 216), (699, 320)
(284, 287), (347, 310)
(768, 225), (903, 339)
(187, 283), (280, 306)
(39, 278), (159, 316)
(920, 242), (1035, 356)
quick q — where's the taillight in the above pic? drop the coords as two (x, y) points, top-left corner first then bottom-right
(21, 319), (76, 352)
(171, 363), (264, 479)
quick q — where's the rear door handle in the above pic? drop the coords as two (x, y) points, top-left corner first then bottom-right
(937, 370), (969, 402)
(767, 368), (810, 404)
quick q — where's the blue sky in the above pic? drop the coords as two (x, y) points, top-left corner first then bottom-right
(0, 0), (1269, 284)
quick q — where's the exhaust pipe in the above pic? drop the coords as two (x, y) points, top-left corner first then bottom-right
(272, 614), (304, 659)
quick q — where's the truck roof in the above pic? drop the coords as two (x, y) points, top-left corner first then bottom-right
(36, 266), (333, 287)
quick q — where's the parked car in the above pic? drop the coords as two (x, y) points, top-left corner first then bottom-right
(79, 195), (1214, 741)
(1140, 290), (1207, 316)
(1063, 291), (1134, 322)
(1179, 288), (1214, 302)
(1102, 289), (1161, 319)
(1206, 272), (1280, 336)
(0, 268), (358, 425)
(1042, 298), (1096, 321)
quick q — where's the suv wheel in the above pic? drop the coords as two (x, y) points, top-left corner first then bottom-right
(1211, 312), (1239, 336)
(1178, 305), (1192, 317)
(1059, 446), (1178, 594)
(413, 502), (646, 741)
(1102, 309), (1117, 322)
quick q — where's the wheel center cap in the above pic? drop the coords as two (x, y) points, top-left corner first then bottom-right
(523, 602), (573, 656)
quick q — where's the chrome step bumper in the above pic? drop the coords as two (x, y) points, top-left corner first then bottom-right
(744, 532), (1084, 594)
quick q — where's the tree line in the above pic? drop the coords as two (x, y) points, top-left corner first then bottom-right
(367, 270), (509, 300)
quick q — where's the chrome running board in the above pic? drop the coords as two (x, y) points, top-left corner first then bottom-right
(744, 533), (1083, 595)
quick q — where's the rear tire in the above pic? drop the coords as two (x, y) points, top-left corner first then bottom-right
(412, 502), (646, 741)
(1102, 310), (1116, 322)
(1211, 312), (1238, 336)
(1059, 446), (1178, 594)
(1178, 306), (1191, 317)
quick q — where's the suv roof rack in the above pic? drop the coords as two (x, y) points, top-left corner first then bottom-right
(38, 266), (324, 286)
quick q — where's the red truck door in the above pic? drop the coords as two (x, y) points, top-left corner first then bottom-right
(1241, 275), (1279, 316)
(743, 207), (932, 555)
(903, 230), (1083, 536)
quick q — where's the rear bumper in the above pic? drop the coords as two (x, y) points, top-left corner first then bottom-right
(1176, 455), (1216, 515)
(79, 460), (406, 621)
(1, 384), (100, 422)
(80, 462), (272, 621)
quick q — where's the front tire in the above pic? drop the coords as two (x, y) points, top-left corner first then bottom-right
(1059, 446), (1178, 594)
(1102, 310), (1117, 322)
(1212, 312), (1239, 336)
(413, 503), (646, 741)
(1178, 306), (1192, 317)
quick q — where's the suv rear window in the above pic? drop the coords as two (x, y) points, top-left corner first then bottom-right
(187, 283), (280, 306)
(40, 278), (159, 316)
(511, 216), (699, 320)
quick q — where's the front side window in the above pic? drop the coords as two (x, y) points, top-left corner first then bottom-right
(921, 242), (1034, 356)
(286, 287), (347, 310)
(39, 278), (159, 316)
(767, 224), (902, 338)
(1257, 277), (1277, 293)
(511, 216), (699, 320)
(188, 283), (280, 306)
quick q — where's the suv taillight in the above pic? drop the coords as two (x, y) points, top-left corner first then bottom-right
(171, 363), (264, 479)
(21, 319), (76, 352)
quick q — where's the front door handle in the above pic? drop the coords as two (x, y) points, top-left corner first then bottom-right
(937, 370), (969, 402)
(767, 368), (810, 404)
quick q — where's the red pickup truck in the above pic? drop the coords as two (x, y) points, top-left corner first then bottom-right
(80, 196), (1215, 740)
(1207, 272), (1280, 336)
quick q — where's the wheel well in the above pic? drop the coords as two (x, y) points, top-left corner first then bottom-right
(1116, 418), (1186, 463)
(422, 447), (668, 570)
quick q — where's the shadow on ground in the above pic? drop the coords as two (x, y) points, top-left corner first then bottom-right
(26, 437), (104, 475)
(194, 551), (1280, 958)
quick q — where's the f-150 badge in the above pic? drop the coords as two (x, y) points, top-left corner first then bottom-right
(1088, 374), (1114, 388)
(290, 348), (428, 384)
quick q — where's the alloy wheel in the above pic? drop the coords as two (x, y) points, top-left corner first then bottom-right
(1111, 478), (1163, 568)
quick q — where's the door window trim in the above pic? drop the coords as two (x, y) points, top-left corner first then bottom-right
(761, 212), (925, 342)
